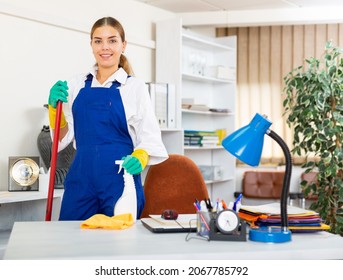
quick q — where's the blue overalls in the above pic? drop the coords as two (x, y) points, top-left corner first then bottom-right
(59, 74), (144, 221)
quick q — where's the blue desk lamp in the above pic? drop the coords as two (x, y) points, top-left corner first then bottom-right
(222, 113), (292, 243)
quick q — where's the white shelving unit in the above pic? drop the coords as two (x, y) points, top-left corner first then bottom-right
(0, 189), (62, 231)
(0, 173), (63, 230)
(0, 189), (63, 204)
(156, 18), (237, 203)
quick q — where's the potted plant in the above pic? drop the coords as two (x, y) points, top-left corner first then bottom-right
(283, 41), (343, 235)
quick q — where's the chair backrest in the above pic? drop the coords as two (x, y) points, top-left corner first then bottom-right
(140, 154), (209, 218)
(242, 170), (284, 199)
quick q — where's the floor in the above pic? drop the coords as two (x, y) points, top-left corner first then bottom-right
(0, 230), (11, 259)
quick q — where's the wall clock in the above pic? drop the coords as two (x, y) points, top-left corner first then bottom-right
(8, 156), (40, 191)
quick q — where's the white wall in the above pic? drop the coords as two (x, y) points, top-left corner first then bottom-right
(0, 0), (174, 190)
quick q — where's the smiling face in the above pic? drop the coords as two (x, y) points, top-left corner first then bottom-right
(91, 25), (127, 72)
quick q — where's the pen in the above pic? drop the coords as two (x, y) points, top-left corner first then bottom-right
(215, 199), (219, 212)
(195, 199), (201, 210)
(204, 198), (213, 212)
(233, 193), (243, 212)
(221, 199), (228, 210)
(217, 200), (223, 212)
(200, 200), (208, 212)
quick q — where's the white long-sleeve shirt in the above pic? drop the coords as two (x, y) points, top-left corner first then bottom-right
(57, 67), (168, 165)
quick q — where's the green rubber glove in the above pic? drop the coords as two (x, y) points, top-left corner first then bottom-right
(122, 155), (143, 175)
(48, 80), (69, 108)
(121, 149), (149, 175)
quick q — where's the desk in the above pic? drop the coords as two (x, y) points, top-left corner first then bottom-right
(4, 221), (343, 260)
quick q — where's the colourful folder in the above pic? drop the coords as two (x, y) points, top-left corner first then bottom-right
(238, 202), (330, 233)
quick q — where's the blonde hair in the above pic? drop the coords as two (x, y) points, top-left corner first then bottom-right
(90, 17), (134, 75)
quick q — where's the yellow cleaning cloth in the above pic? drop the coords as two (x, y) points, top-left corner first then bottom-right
(80, 213), (134, 230)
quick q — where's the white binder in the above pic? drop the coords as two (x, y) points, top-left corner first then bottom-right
(167, 84), (176, 128)
(147, 83), (167, 129)
(147, 82), (175, 129)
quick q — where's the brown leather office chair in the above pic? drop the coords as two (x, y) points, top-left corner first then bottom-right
(140, 154), (209, 218)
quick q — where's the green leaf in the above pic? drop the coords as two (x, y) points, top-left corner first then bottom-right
(336, 215), (343, 223)
(302, 161), (315, 168)
(317, 134), (327, 142)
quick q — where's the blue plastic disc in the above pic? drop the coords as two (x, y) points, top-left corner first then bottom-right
(249, 227), (292, 243)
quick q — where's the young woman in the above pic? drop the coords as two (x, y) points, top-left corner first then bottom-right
(48, 17), (168, 221)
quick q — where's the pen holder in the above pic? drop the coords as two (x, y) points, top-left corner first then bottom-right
(196, 211), (215, 238)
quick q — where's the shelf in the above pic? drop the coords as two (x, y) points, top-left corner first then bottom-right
(182, 73), (234, 84)
(182, 31), (234, 52)
(0, 189), (63, 204)
(205, 177), (234, 185)
(184, 146), (224, 150)
(182, 109), (234, 116)
(160, 128), (182, 132)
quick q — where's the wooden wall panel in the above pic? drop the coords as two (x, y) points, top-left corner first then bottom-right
(339, 24), (343, 47)
(270, 26), (282, 161)
(327, 24), (338, 45)
(248, 27), (261, 115)
(293, 25), (304, 68)
(315, 24), (327, 57)
(270, 25), (282, 120)
(304, 25), (315, 69)
(237, 28), (250, 127)
(280, 26), (293, 148)
(259, 26), (272, 158)
(217, 23), (343, 162)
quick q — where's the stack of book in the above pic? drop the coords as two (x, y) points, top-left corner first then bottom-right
(238, 203), (330, 233)
(184, 130), (219, 147)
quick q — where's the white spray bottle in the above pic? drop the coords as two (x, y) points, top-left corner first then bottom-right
(114, 160), (137, 222)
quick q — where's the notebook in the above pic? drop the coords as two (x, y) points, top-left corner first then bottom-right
(141, 214), (197, 233)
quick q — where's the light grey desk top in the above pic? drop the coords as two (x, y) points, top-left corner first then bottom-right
(4, 221), (343, 260)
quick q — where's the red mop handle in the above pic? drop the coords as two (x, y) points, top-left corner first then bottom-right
(45, 101), (63, 221)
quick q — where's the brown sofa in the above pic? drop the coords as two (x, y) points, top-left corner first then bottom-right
(242, 170), (284, 199)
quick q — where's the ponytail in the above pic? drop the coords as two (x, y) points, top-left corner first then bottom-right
(120, 54), (134, 76)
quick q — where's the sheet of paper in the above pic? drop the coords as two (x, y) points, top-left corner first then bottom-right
(240, 202), (317, 215)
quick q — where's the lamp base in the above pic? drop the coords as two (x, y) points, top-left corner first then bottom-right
(249, 227), (292, 243)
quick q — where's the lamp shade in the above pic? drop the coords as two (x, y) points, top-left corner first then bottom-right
(222, 113), (272, 167)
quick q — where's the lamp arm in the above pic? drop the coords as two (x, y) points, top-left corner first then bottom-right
(267, 130), (292, 230)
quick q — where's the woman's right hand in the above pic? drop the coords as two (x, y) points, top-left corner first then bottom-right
(48, 80), (69, 129)
(48, 80), (69, 108)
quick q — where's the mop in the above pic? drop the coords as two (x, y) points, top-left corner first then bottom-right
(45, 101), (63, 221)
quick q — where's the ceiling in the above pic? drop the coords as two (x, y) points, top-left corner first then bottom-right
(133, 0), (343, 13)
(133, 0), (343, 27)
